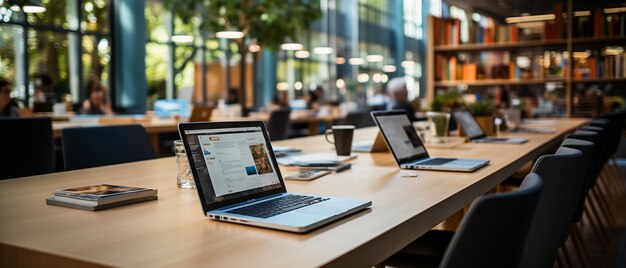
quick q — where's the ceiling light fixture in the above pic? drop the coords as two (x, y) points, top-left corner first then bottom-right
(313, 47), (333, 55)
(574, 10), (591, 17)
(215, 31), (244, 39)
(295, 50), (310, 59)
(280, 43), (304, 51)
(171, 34), (194, 43)
(349, 57), (365, 65)
(604, 7), (626, 14)
(10, 0), (46, 13)
(505, 14), (555, 24)
(382, 65), (396, 72)
(366, 55), (384, 62)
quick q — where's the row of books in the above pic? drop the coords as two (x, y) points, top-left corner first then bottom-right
(573, 10), (626, 38)
(573, 50), (626, 79)
(435, 52), (567, 82)
(432, 8), (625, 46)
(433, 17), (561, 46)
(46, 184), (158, 211)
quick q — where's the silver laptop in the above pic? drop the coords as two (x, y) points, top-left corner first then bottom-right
(178, 121), (371, 233)
(371, 110), (490, 172)
(452, 110), (528, 144)
(352, 132), (388, 153)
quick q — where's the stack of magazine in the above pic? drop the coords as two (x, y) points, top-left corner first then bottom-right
(46, 184), (158, 211)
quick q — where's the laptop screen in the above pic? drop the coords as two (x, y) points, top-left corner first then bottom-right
(374, 112), (428, 162)
(182, 126), (283, 206)
(452, 110), (485, 139)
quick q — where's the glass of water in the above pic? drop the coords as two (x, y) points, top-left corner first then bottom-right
(174, 140), (195, 189)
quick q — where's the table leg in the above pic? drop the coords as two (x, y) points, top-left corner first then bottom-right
(149, 134), (160, 155)
(308, 121), (320, 136)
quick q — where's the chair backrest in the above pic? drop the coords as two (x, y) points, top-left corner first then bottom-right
(564, 131), (600, 223)
(440, 173), (543, 268)
(557, 138), (594, 247)
(520, 147), (585, 268)
(62, 124), (156, 170)
(267, 109), (291, 141)
(586, 120), (612, 163)
(343, 110), (374, 128)
(0, 118), (55, 179)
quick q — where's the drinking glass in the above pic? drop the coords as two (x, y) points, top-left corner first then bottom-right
(174, 140), (195, 189)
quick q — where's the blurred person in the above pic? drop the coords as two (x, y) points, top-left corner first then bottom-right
(82, 80), (112, 115)
(33, 74), (56, 104)
(304, 89), (320, 111)
(368, 85), (390, 109)
(386, 77), (417, 121)
(225, 88), (239, 105)
(268, 91), (290, 111)
(0, 79), (20, 117)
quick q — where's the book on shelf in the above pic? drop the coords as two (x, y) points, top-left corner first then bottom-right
(573, 48), (626, 80)
(434, 51), (566, 83)
(586, 9), (626, 38)
(47, 184), (158, 210)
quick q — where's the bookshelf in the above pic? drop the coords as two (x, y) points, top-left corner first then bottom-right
(426, 4), (626, 117)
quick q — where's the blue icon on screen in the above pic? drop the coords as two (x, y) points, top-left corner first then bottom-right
(245, 166), (257, 175)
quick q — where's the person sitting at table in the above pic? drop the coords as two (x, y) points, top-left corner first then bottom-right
(304, 89), (321, 111)
(225, 88), (239, 105)
(0, 79), (20, 117)
(82, 80), (112, 115)
(268, 91), (290, 111)
(386, 77), (417, 121)
(33, 74), (57, 104)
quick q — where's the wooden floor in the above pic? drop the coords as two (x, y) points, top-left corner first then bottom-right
(587, 158), (626, 268)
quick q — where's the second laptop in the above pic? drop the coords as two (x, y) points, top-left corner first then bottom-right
(371, 110), (489, 172)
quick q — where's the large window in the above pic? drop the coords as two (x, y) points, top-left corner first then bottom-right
(0, 0), (111, 107)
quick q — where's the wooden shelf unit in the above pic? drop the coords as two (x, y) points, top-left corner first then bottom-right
(434, 78), (566, 87)
(434, 39), (567, 53)
(426, 6), (625, 117)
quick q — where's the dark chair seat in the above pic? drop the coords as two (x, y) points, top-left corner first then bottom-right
(62, 124), (156, 170)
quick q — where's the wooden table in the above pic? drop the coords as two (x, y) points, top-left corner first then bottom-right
(0, 119), (587, 267)
(51, 113), (343, 153)
(215, 111), (343, 136)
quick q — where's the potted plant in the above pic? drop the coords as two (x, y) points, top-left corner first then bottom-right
(467, 100), (496, 135)
(426, 97), (450, 143)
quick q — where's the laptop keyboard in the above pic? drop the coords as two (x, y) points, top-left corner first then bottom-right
(227, 195), (330, 218)
(418, 158), (457, 166)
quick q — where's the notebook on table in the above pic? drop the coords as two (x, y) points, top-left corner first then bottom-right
(371, 110), (489, 172)
(178, 121), (371, 233)
(452, 109), (528, 144)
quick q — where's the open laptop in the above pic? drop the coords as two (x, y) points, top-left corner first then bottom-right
(178, 121), (371, 233)
(371, 110), (489, 172)
(351, 132), (388, 153)
(452, 110), (528, 144)
(189, 105), (213, 122)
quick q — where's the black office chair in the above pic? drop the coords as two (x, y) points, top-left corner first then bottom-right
(558, 138), (597, 265)
(342, 110), (375, 128)
(382, 173), (543, 268)
(0, 118), (55, 179)
(62, 125), (156, 170)
(566, 130), (601, 222)
(520, 146), (586, 268)
(267, 109), (291, 141)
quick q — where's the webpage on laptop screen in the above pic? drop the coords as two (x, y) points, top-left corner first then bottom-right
(184, 127), (282, 204)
